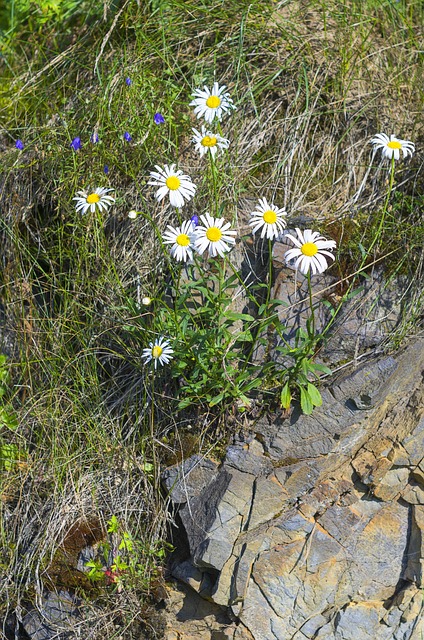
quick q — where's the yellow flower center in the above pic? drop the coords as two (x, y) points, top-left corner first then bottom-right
(152, 345), (163, 358)
(86, 193), (100, 204)
(201, 135), (217, 147)
(301, 242), (319, 257)
(263, 210), (277, 224)
(387, 140), (402, 150)
(166, 176), (181, 190)
(206, 95), (221, 109)
(176, 233), (190, 246)
(206, 227), (222, 242)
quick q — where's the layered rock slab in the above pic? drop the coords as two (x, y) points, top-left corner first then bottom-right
(164, 338), (424, 639)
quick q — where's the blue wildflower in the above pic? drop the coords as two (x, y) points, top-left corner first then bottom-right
(70, 137), (81, 151)
(15, 139), (24, 150)
(124, 132), (132, 142)
(154, 112), (165, 125)
(190, 215), (199, 227)
(104, 165), (109, 174)
(125, 77), (132, 86)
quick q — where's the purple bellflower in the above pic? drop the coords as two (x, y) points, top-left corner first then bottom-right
(154, 112), (165, 125)
(70, 137), (81, 151)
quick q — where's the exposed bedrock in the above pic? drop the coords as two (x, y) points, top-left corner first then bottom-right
(162, 338), (424, 639)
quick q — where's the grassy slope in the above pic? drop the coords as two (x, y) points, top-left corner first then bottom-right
(0, 0), (423, 637)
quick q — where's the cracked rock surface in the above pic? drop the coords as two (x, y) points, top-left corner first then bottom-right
(163, 338), (424, 639)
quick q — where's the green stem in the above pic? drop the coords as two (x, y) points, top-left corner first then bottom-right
(265, 239), (273, 308)
(323, 155), (396, 338)
(307, 271), (315, 339)
(209, 154), (219, 216)
(240, 239), (276, 373)
(366, 155), (395, 257)
(150, 371), (159, 499)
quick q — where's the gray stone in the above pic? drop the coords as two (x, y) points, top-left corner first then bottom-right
(224, 439), (273, 476)
(22, 591), (81, 640)
(247, 475), (288, 530)
(319, 269), (408, 365)
(401, 481), (424, 504)
(371, 467), (410, 501)
(172, 559), (215, 598)
(299, 613), (329, 638)
(334, 602), (391, 640)
(403, 505), (424, 585)
(76, 545), (96, 573)
(165, 340), (424, 640)
(402, 415), (424, 466)
(162, 454), (219, 504)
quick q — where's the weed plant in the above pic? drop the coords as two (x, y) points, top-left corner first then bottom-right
(0, 0), (423, 636)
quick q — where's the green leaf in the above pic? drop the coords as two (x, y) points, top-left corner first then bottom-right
(0, 443), (20, 471)
(358, 243), (367, 258)
(223, 273), (239, 287)
(243, 377), (262, 391)
(209, 393), (224, 407)
(107, 515), (119, 533)
(321, 299), (336, 317)
(268, 298), (289, 307)
(223, 311), (255, 322)
(85, 560), (98, 569)
(280, 382), (292, 409)
(234, 330), (254, 343)
(344, 285), (365, 301)
(309, 362), (332, 376)
(300, 387), (313, 415)
(301, 358), (310, 377)
(307, 383), (323, 407)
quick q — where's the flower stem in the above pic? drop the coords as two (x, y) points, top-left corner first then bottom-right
(307, 271), (316, 338)
(322, 155), (396, 338)
(209, 154), (219, 216)
(367, 155), (395, 256)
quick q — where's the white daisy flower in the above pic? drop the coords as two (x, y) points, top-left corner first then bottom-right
(192, 126), (229, 159)
(73, 187), (115, 214)
(162, 220), (197, 262)
(148, 164), (196, 208)
(194, 213), (236, 258)
(142, 336), (174, 369)
(285, 228), (336, 276)
(370, 133), (415, 160)
(249, 197), (287, 241)
(190, 82), (235, 124)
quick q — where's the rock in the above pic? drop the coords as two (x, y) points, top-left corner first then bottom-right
(22, 591), (81, 640)
(164, 339), (424, 639)
(371, 467), (410, 501)
(299, 613), (330, 638)
(162, 455), (219, 504)
(403, 505), (424, 585)
(318, 268), (409, 365)
(172, 560), (216, 599)
(402, 415), (424, 466)
(401, 481), (424, 505)
(163, 581), (235, 640)
(76, 544), (96, 573)
(334, 602), (387, 640)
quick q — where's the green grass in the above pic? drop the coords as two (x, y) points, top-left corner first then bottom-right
(0, 0), (423, 636)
